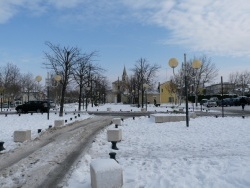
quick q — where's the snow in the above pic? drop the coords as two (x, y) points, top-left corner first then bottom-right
(1, 103), (250, 188)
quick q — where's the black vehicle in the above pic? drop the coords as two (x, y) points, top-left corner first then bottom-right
(15, 101), (50, 113)
(231, 97), (241, 106)
(217, 98), (234, 107)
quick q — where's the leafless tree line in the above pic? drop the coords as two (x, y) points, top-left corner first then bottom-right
(228, 71), (250, 95)
(0, 63), (38, 102)
(43, 42), (108, 116)
(0, 42), (109, 116)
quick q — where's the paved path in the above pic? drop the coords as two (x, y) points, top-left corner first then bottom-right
(0, 116), (113, 188)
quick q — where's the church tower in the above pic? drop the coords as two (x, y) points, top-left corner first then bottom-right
(122, 66), (128, 82)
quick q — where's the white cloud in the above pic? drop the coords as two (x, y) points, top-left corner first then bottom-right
(121, 0), (250, 57)
(0, 0), (84, 23)
(1, 0), (250, 57)
(0, 0), (23, 23)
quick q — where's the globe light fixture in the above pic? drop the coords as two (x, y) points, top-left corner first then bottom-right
(168, 54), (202, 127)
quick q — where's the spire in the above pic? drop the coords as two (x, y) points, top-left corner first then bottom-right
(122, 66), (128, 82)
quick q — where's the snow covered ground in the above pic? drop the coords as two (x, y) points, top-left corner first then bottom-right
(1, 103), (250, 188)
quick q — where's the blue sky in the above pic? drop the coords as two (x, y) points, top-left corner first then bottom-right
(0, 0), (250, 86)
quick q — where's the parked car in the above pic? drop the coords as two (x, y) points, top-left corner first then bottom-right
(238, 96), (250, 105)
(15, 100), (50, 113)
(231, 97), (241, 106)
(203, 100), (217, 107)
(200, 99), (208, 106)
(217, 98), (234, 107)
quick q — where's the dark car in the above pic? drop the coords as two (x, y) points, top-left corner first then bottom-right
(231, 97), (241, 106)
(15, 101), (50, 113)
(217, 98), (234, 107)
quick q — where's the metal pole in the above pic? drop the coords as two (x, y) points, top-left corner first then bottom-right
(185, 75), (189, 127)
(47, 73), (50, 120)
(1, 94), (2, 112)
(184, 54), (189, 127)
(146, 91), (148, 111)
(221, 76), (224, 117)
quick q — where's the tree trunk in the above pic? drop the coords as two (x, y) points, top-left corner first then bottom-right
(59, 83), (67, 117)
(78, 86), (82, 111)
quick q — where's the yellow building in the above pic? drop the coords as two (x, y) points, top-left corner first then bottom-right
(159, 81), (177, 104)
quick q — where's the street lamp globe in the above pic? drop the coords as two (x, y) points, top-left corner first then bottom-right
(168, 58), (179, 68)
(143, 83), (149, 89)
(54, 75), (61, 82)
(35, 75), (42, 82)
(192, 60), (202, 69)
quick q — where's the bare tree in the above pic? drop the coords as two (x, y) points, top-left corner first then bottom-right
(228, 71), (250, 95)
(169, 55), (218, 106)
(72, 51), (104, 111)
(131, 58), (160, 108)
(20, 73), (36, 102)
(43, 42), (81, 116)
(0, 63), (22, 101)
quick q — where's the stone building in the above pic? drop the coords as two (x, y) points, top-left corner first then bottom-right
(111, 66), (129, 103)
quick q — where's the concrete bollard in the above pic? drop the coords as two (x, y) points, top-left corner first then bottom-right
(14, 130), (31, 142)
(107, 128), (122, 150)
(54, 120), (64, 127)
(112, 118), (121, 126)
(90, 159), (123, 188)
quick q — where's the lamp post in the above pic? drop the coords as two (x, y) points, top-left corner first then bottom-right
(45, 73), (61, 120)
(35, 75), (42, 100)
(132, 90), (135, 104)
(168, 54), (202, 127)
(143, 83), (149, 111)
(0, 87), (4, 112)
